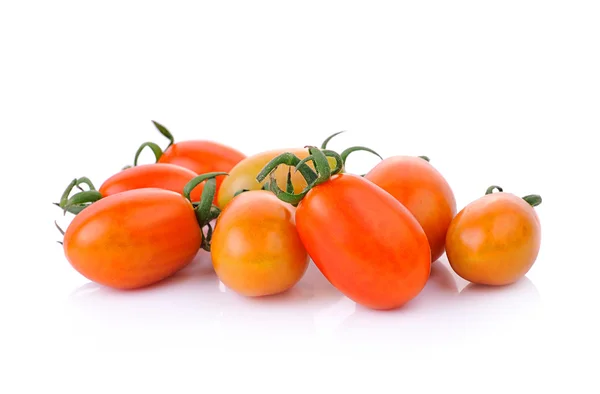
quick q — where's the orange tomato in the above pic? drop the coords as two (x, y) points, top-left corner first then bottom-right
(56, 164), (205, 215)
(217, 148), (337, 209)
(210, 190), (309, 297)
(63, 188), (202, 289)
(364, 156), (456, 263)
(445, 186), (542, 286)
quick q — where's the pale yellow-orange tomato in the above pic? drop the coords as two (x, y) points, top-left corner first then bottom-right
(210, 190), (309, 297)
(216, 148), (337, 209)
(445, 189), (542, 286)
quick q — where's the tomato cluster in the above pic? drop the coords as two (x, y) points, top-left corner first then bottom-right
(54, 122), (542, 310)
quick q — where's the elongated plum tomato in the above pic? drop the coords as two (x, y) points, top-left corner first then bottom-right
(445, 186), (542, 286)
(257, 147), (431, 310)
(59, 172), (225, 289)
(211, 190), (309, 297)
(131, 121), (245, 197)
(217, 148), (337, 209)
(364, 156), (456, 263)
(63, 189), (202, 289)
(55, 164), (205, 215)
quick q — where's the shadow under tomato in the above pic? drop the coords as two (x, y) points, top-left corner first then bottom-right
(324, 260), (543, 355)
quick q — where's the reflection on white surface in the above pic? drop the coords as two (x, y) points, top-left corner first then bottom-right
(65, 252), (543, 357)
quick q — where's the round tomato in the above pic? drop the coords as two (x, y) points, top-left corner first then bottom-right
(445, 186), (542, 286)
(217, 148), (338, 209)
(211, 190), (309, 297)
(257, 147), (431, 310)
(364, 156), (456, 263)
(131, 121), (246, 197)
(59, 172), (225, 289)
(55, 164), (205, 215)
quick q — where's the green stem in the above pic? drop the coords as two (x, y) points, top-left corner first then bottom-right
(183, 172), (228, 251)
(522, 194), (542, 207)
(260, 146), (343, 206)
(419, 155), (430, 162)
(152, 120), (175, 148)
(133, 142), (163, 166)
(340, 146), (383, 167)
(321, 131), (346, 149)
(63, 190), (103, 215)
(486, 185), (503, 195)
(256, 152), (318, 185)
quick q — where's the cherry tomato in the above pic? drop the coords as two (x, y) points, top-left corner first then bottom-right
(257, 147), (431, 310)
(211, 190), (309, 297)
(132, 121), (246, 197)
(364, 156), (456, 263)
(58, 173), (224, 289)
(445, 186), (542, 286)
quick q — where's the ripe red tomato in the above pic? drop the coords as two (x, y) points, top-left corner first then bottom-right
(63, 188), (202, 289)
(59, 172), (225, 289)
(211, 190), (309, 297)
(257, 147), (431, 310)
(445, 186), (542, 286)
(364, 156), (456, 263)
(131, 121), (246, 197)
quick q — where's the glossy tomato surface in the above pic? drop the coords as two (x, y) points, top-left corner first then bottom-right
(295, 173), (431, 310)
(99, 163), (203, 202)
(211, 190), (309, 297)
(63, 188), (202, 289)
(365, 156), (456, 263)
(158, 140), (245, 196)
(216, 148), (336, 209)
(445, 192), (541, 285)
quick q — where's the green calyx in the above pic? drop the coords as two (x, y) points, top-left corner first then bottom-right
(256, 146), (344, 206)
(54, 177), (102, 215)
(130, 120), (176, 167)
(320, 131), (383, 171)
(183, 172), (229, 251)
(485, 185), (542, 207)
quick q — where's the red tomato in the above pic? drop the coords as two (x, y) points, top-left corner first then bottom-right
(211, 190), (309, 297)
(445, 187), (542, 286)
(258, 147), (431, 310)
(133, 121), (246, 197)
(364, 156), (456, 263)
(63, 188), (202, 289)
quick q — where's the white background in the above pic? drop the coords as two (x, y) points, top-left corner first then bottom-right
(1, 1), (599, 393)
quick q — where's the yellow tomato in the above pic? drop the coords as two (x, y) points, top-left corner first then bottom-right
(217, 148), (336, 209)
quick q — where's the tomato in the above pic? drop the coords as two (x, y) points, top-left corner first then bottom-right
(131, 121), (246, 197)
(217, 148), (343, 209)
(445, 186), (542, 286)
(58, 173), (225, 289)
(364, 156), (457, 263)
(63, 188), (202, 289)
(257, 147), (431, 310)
(211, 190), (309, 297)
(55, 164), (205, 215)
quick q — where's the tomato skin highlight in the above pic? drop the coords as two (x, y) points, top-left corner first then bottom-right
(63, 188), (202, 290)
(158, 140), (246, 197)
(295, 173), (432, 310)
(364, 156), (456, 263)
(445, 192), (541, 286)
(211, 190), (309, 297)
(217, 148), (336, 209)
(99, 163), (204, 202)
